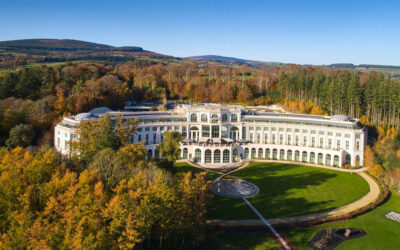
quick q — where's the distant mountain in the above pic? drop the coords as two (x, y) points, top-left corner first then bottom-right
(0, 39), (143, 52)
(187, 55), (283, 66)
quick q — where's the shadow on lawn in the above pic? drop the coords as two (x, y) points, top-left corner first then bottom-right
(235, 163), (340, 218)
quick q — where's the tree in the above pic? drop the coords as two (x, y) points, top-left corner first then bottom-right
(157, 131), (182, 162)
(5, 124), (35, 149)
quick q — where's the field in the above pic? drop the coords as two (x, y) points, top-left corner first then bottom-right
(174, 161), (400, 249)
(208, 162), (370, 220)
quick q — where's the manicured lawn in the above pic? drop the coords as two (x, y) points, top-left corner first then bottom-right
(283, 190), (400, 249)
(174, 162), (221, 180)
(208, 162), (370, 220)
(204, 190), (400, 249)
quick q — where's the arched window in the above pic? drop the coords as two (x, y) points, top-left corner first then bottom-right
(258, 148), (263, 158)
(356, 155), (360, 166)
(214, 149), (221, 163)
(222, 114), (228, 122)
(233, 148), (238, 162)
(205, 149), (212, 163)
(310, 152), (315, 163)
(251, 148), (256, 159)
(295, 150), (300, 161)
(190, 126), (199, 131)
(223, 149), (230, 163)
(272, 149), (278, 160)
(326, 154), (331, 165)
(190, 114), (197, 122)
(195, 149), (201, 162)
(244, 148), (249, 159)
(318, 153), (323, 164)
(302, 151), (308, 162)
(265, 148), (270, 159)
(211, 114), (218, 123)
(345, 154), (351, 165)
(182, 148), (188, 159)
(334, 155), (340, 166)
(231, 114), (238, 122)
(287, 150), (293, 160)
(280, 149), (285, 160)
(201, 114), (208, 122)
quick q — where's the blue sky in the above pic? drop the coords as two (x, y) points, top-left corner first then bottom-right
(0, 0), (399, 65)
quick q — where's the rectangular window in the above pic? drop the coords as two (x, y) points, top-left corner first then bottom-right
(279, 128), (284, 132)
(153, 134), (157, 144)
(221, 125), (228, 138)
(302, 129), (308, 133)
(319, 131), (325, 135)
(137, 128), (142, 132)
(356, 141), (360, 150)
(287, 128), (292, 132)
(271, 127), (276, 131)
(152, 127), (157, 131)
(272, 134), (276, 144)
(328, 132), (333, 136)
(279, 134), (283, 144)
(167, 126), (172, 131)
(174, 126), (179, 131)
(337, 140), (341, 150)
(295, 129), (300, 132)
(320, 138), (323, 148)
(264, 127), (269, 131)
(345, 134), (350, 138)
(256, 127), (261, 131)
(346, 140), (349, 150)
(336, 133), (342, 137)
(264, 134), (268, 144)
(212, 125), (219, 138)
(257, 133), (261, 143)
(145, 134), (149, 145)
(249, 127), (254, 130)
(145, 127), (150, 132)
(312, 137), (315, 147)
(250, 133), (254, 142)
(57, 137), (60, 147)
(182, 126), (187, 137)
(356, 134), (361, 139)
(295, 135), (299, 146)
(311, 130), (316, 134)
(287, 135), (291, 145)
(202, 125), (210, 137)
(303, 136), (307, 146)
(138, 134), (142, 141)
(328, 139), (332, 148)
(242, 127), (247, 139)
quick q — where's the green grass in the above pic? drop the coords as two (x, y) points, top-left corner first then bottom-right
(208, 162), (370, 220)
(173, 162), (221, 180)
(284, 190), (400, 249)
(201, 190), (400, 249)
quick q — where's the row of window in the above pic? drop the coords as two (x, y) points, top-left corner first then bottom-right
(243, 118), (360, 130)
(190, 113), (239, 123)
(247, 133), (361, 151)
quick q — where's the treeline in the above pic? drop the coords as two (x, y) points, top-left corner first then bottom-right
(1, 62), (400, 147)
(0, 115), (210, 249)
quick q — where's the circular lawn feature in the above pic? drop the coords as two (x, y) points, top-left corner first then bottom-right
(207, 162), (370, 220)
(212, 179), (260, 198)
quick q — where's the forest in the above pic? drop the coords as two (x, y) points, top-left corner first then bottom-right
(1, 58), (400, 248)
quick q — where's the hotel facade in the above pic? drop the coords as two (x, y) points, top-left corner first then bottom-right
(55, 104), (366, 167)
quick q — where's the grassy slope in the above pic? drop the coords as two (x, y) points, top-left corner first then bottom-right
(208, 162), (370, 220)
(174, 162), (221, 180)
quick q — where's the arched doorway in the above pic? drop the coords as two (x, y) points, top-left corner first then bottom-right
(258, 148), (263, 158)
(190, 126), (199, 142)
(345, 154), (351, 165)
(334, 155), (340, 166)
(244, 148), (249, 159)
(287, 150), (292, 160)
(302, 151), (308, 162)
(326, 154), (331, 165)
(295, 150), (300, 161)
(223, 149), (230, 163)
(233, 148), (238, 162)
(310, 152), (315, 163)
(272, 149), (278, 160)
(214, 149), (221, 163)
(205, 149), (212, 163)
(318, 153), (323, 164)
(182, 148), (188, 159)
(265, 148), (270, 159)
(251, 148), (256, 159)
(280, 149), (285, 160)
(195, 149), (201, 162)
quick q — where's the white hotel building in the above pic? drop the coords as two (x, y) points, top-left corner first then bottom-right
(55, 103), (366, 167)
